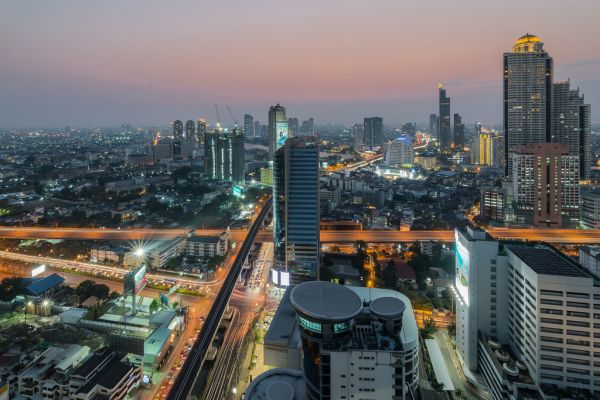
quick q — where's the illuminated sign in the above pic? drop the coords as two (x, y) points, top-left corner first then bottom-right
(232, 185), (244, 198)
(280, 271), (290, 287)
(271, 269), (279, 285)
(124, 264), (147, 295)
(31, 265), (46, 277)
(455, 234), (469, 304)
(275, 122), (289, 148)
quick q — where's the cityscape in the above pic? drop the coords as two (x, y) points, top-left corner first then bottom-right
(1, 2), (600, 400)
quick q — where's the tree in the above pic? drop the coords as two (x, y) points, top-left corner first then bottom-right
(0, 277), (28, 301)
(149, 298), (160, 313)
(447, 323), (456, 338)
(172, 166), (191, 184)
(75, 280), (110, 300)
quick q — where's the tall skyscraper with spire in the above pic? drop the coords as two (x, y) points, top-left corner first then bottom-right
(438, 84), (451, 151)
(503, 34), (553, 176)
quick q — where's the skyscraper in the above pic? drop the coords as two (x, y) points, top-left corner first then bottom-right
(300, 118), (314, 136)
(231, 127), (245, 185)
(204, 126), (244, 183)
(453, 113), (465, 149)
(273, 136), (320, 286)
(288, 117), (299, 137)
(185, 120), (195, 141)
(473, 121), (492, 166)
(552, 80), (592, 179)
(268, 104), (287, 160)
(353, 123), (364, 149)
(401, 122), (416, 137)
(173, 120), (183, 139)
(438, 84), (451, 151)
(363, 117), (383, 148)
(196, 119), (206, 145)
(429, 113), (439, 138)
(243, 114), (255, 138)
(503, 34), (553, 176)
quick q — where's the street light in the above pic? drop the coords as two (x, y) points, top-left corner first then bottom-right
(134, 248), (145, 257)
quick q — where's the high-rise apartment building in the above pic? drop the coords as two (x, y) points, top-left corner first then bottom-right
(438, 84), (451, 151)
(511, 143), (579, 227)
(273, 137), (320, 286)
(204, 127), (244, 184)
(384, 136), (414, 167)
(288, 117), (299, 137)
(353, 123), (364, 149)
(173, 120), (183, 158)
(173, 120), (183, 139)
(363, 117), (383, 148)
(474, 123), (492, 166)
(300, 118), (314, 136)
(244, 114), (255, 138)
(552, 81), (592, 179)
(429, 114), (439, 138)
(480, 187), (506, 224)
(453, 113), (465, 149)
(490, 133), (505, 168)
(268, 104), (288, 160)
(185, 120), (195, 141)
(196, 119), (206, 145)
(580, 187), (600, 229)
(455, 226), (600, 399)
(503, 34), (553, 175)
(401, 122), (417, 137)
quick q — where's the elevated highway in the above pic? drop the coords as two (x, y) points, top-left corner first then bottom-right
(2, 226), (600, 244)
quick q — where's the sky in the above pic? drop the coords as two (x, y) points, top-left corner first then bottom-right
(1, 0), (599, 128)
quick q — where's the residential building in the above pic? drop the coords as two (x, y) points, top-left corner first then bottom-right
(301, 118), (314, 136)
(273, 137), (320, 286)
(148, 237), (186, 270)
(504, 34), (553, 176)
(186, 232), (229, 259)
(185, 120), (195, 141)
(244, 114), (255, 138)
(579, 246), (600, 277)
(363, 117), (383, 148)
(401, 122), (417, 137)
(204, 127), (244, 183)
(353, 123), (364, 149)
(429, 113), (438, 138)
(288, 117), (299, 137)
(552, 81), (592, 179)
(453, 113), (465, 150)
(480, 187), (506, 225)
(511, 143), (579, 227)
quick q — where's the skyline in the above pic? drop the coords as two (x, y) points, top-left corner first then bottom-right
(1, 0), (600, 128)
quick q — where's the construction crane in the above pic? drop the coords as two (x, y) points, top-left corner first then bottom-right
(226, 105), (238, 127)
(214, 103), (222, 129)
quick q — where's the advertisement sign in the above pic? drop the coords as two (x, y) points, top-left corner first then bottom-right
(232, 185), (244, 198)
(455, 236), (469, 304)
(31, 265), (46, 277)
(275, 122), (289, 148)
(124, 264), (147, 295)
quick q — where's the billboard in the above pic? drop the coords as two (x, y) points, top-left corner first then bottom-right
(455, 235), (469, 305)
(275, 122), (289, 149)
(31, 265), (46, 277)
(124, 264), (147, 295)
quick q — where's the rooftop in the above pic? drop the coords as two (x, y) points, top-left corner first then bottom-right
(508, 245), (591, 278)
(244, 368), (306, 400)
(290, 281), (363, 322)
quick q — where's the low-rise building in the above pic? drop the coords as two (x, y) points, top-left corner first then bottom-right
(186, 232), (228, 259)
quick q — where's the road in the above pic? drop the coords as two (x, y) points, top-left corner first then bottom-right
(3, 226), (600, 244)
(166, 196), (272, 400)
(0, 250), (220, 291)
